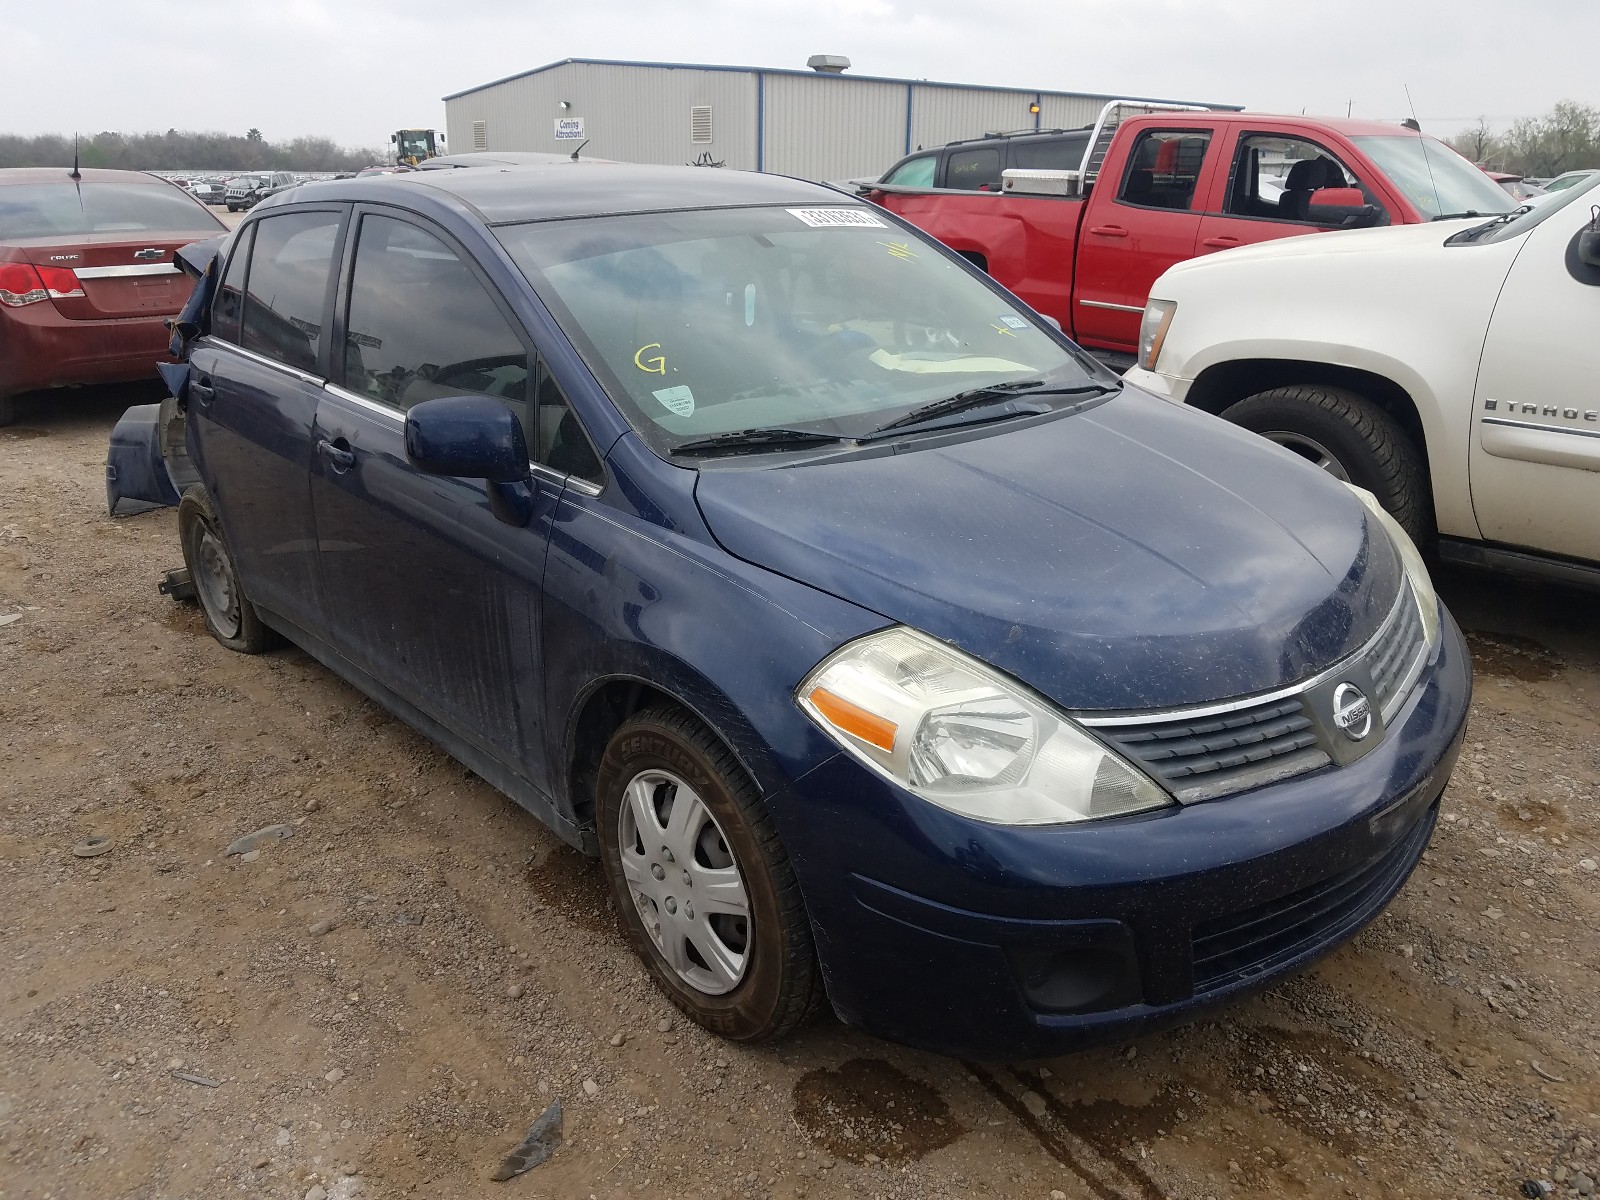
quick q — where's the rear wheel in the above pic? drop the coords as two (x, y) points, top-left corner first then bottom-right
(1223, 385), (1432, 544)
(595, 706), (821, 1042)
(177, 487), (275, 653)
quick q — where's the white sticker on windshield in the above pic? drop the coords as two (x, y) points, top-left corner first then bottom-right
(998, 314), (1029, 329)
(653, 385), (695, 417)
(787, 207), (887, 229)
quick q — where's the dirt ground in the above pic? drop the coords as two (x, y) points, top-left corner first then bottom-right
(2, 386), (1597, 1200)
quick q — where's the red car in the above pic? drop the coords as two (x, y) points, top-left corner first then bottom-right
(0, 167), (226, 424)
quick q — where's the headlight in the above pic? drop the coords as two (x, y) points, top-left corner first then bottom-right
(1347, 485), (1441, 651)
(797, 627), (1173, 825)
(1136, 299), (1176, 371)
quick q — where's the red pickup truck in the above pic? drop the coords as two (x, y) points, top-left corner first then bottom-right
(864, 103), (1516, 364)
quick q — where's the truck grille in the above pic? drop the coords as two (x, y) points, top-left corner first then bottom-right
(1190, 805), (1434, 994)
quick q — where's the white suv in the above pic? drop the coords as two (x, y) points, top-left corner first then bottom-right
(1125, 175), (1600, 587)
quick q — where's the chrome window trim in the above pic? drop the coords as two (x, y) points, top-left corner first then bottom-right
(197, 336), (324, 387)
(322, 380), (404, 423)
(1077, 585), (1422, 728)
(1077, 298), (1147, 313)
(74, 263), (180, 279)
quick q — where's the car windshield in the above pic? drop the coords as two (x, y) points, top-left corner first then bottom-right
(1450, 169), (1600, 245)
(1351, 135), (1513, 218)
(0, 182), (222, 239)
(1546, 171), (1596, 193)
(497, 205), (1095, 456)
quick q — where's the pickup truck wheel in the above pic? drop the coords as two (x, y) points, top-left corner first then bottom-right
(177, 487), (276, 653)
(1224, 385), (1431, 544)
(595, 706), (822, 1043)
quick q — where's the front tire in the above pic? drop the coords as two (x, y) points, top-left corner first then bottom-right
(1223, 385), (1432, 544)
(177, 487), (275, 653)
(595, 706), (821, 1042)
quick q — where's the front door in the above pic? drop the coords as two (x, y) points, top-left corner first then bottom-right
(309, 210), (563, 783)
(1196, 130), (1394, 256)
(1073, 126), (1220, 352)
(1469, 196), (1600, 562)
(187, 208), (347, 630)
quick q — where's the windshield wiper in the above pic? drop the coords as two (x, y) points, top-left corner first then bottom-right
(669, 427), (847, 457)
(864, 379), (1117, 438)
(1431, 210), (1498, 222)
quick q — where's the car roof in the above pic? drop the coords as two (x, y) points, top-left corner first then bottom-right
(0, 167), (170, 188)
(417, 151), (615, 169)
(288, 163), (845, 224)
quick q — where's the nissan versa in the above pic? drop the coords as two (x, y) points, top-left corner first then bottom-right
(105, 166), (1470, 1059)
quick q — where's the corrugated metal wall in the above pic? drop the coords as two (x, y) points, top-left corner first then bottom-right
(760, 74), (907, 181)
(446, 63), (759, 169)
(446, 63), (1216, 182)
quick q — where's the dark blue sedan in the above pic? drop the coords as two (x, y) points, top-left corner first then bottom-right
(106, 165), (1470, 1059)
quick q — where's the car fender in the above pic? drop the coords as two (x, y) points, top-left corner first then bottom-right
(105, 402), (180, 515)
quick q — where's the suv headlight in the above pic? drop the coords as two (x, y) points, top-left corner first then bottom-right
(1347, 485), (1441, 651)
(1137, 299), (1176, 371)
(797, 627), (1173, 825)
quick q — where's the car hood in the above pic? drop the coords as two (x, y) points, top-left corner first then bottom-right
(1165, 216), (1486, 278)
(693, 389), (1403, 711)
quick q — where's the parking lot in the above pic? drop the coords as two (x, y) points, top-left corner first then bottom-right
(0, 388), (1594, 1200)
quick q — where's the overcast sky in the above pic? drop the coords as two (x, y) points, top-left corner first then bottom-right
(6, 0), (1596, 149)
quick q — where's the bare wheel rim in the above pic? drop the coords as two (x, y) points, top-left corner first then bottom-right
(194, 524), (241, 639)
(617, 768), (751, 996)
(1262, 430), (1352, 481)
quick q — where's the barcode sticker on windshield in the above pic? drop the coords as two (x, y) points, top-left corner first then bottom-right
(787, 208), (887, 228)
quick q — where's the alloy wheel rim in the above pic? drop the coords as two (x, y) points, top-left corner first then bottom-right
(617, 769), (751, 996)
(194, 526), (241, 639)
(1263, 431), (1352, 481)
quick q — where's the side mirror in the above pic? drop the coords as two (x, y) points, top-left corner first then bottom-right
(406, 395), (529, 483)
(1580, 226), (1600, 270)
(406, 395), (534, 525)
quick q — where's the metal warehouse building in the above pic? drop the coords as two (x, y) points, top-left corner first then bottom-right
(442, 57), (1234, 182)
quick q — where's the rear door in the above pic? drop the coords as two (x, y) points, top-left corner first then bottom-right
(1073, 122), (1222, 352)
(308, 207), (569, 785)
(187, 206), (348, 632)
(1468, 196), (1600, 562)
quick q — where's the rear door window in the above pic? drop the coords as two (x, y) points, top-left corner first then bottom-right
(946, 146), (1003, 191)
(1010, 137), (1089, 172)
(1118, 130), (1213, 211)
(239, 211), (342, 375)
(341, 214), (530, 414)
(212, 225), (254, 345)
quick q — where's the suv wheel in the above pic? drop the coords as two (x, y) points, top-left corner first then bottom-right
(595, 706), (821, 1042)
(1223, 385), (1432, 545)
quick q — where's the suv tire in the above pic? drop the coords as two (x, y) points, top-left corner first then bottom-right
(1224, 385), (1432, 545)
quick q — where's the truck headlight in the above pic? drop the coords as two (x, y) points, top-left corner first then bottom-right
(798, 627), (1173, 825)
(1137, 299), (1176, 371)
(1347, 485), (1441, 652)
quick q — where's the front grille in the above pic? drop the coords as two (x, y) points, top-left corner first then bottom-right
(1079, 587), (1430, 803)
(1093, 698), (1328, 801)
(1190, 807), (1433, 994)
(1370, 589), (1426, 718)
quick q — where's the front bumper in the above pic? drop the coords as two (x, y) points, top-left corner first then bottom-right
(777, 608), (1470, 1060)
(1121, 365), (1192, 404)
(0, 302), (171, 400)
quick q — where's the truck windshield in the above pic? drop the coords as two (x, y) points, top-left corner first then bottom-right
(398, 133), (432, 158)
(497, 206), (1095, 456)
(1351, 135), (1513, 219)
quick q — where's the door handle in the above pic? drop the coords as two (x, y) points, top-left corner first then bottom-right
(1088, 224), (1130, 238)
(317, 437), (356, 472)
(1201, 236), (1242, 249)
(189, 374), (214, 407)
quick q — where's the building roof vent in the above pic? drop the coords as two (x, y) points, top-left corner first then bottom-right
(806, 55), (851, 74)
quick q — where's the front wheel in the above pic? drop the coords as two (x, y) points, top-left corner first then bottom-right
(1223, 385), (1432, 545)
(595, 707), (821, 1042)
(177, 487), (276, 653)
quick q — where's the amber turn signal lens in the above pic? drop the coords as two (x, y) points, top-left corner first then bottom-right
(807, 687), (897, 752)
